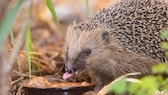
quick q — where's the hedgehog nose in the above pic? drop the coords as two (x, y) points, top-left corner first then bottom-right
(65, 63), (74, 73)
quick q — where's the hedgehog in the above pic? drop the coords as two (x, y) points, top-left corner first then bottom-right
(63, 0), (168, 93)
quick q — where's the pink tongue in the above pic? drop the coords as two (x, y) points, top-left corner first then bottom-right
(63, 72), (74, 80)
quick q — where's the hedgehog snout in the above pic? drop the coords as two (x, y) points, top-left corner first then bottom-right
(65, 63), (76, 73)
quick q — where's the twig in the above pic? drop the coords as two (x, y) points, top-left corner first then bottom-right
(8, 49), (44, 55)
(48, 52), (59, 61)
(16, 81), (23, 95)
(97, 72), (141, 95)
(11, 77), (24, 85)
(13, 70), (29, 77)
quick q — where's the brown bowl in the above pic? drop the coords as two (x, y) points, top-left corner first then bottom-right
(23, 77), (94, 95)
(23, 84), (94, 95)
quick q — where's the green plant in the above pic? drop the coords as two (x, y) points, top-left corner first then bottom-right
(26, 25), (32, 79)
(10, 30), (15, 47)
(108, 78), (127, 94)
(0, 0), (23, 50)
(45, 0), (63, 34)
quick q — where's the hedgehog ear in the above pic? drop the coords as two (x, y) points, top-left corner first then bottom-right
(101, 30), (110, 44)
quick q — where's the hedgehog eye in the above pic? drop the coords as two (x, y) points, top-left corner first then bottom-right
(84, 49), (91, 56)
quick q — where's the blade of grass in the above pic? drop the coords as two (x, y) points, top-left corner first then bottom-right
(85, 0), (90, 19)
(10, 30), (15, 47)
(8, 0), (32, 73)
(45, 0), (63, 34)
(26, 25), (32, 80)
(0, 0), (23, 50)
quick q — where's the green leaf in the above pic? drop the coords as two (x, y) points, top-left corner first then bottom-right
(108, 79), (127, 94)
(140, 76), (158, 92)
(128, 76), (158, 95)
(152, 64), (168, 74)
(0, 0), (23, 50)
(161, 29), (168, 39)
(45, 0), (62, 33)
(165, 52), (168, 58)
(161, 42), (168, 50)
(160, 77), (168, 90)
(128, 82), (141, 94)
(26, 25), (32, 79)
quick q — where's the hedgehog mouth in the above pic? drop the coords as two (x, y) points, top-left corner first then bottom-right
(63, 69), (84, 80)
